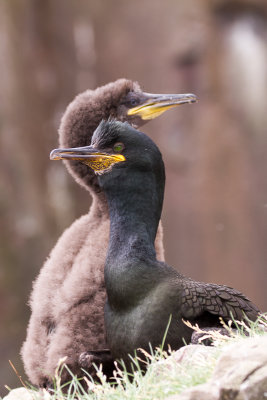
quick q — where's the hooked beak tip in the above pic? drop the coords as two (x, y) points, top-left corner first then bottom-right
(50, 148), (69, 161)
(50, 149), (61, 160)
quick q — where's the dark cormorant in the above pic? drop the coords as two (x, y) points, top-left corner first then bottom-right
(21, 79), (197, 386)
(51, 120), (260, 368)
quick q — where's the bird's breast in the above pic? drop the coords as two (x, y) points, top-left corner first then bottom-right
(104, 280), (190, 361)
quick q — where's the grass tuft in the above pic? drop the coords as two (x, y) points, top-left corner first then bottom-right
(3, 314), (267, 400)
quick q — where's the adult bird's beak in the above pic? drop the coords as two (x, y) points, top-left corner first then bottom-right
(50, 145), (125, 172)
(127, 92), (198, 120)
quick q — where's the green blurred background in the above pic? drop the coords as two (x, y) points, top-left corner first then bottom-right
(0, 0), (267, 396)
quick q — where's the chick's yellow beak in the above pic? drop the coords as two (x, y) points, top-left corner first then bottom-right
(127, 92), (198, 120)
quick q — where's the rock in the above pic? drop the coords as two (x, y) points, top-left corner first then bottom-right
(153, 344), (218, 378)
(171, 344), (218, 364)
(2, 387), (51, 400)
(3, 388), (36, 400)
(167, 382), (219, 400)
(160, 343), (218, 371)
(167, 335), (267, 400)
(239, 363), (267, 400)
(212, 336), (267, 400)
(162, 345), (220, 400)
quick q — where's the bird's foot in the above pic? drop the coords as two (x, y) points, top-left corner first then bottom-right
(79, 349), (115, 379)
(191, 327), (232, 345)
(79, 349), (112, 368)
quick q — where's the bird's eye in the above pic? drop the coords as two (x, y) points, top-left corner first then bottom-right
(130, 98), (139, 106)
(113, 142), (125, 153)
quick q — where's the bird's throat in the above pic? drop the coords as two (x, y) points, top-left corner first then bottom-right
(107, 195), (158, 261)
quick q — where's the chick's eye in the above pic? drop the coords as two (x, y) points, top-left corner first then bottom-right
(130, 98), (138, 106)
(113, 142), (125, 153)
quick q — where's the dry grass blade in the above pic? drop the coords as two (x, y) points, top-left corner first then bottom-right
(8, 360), (28, 390)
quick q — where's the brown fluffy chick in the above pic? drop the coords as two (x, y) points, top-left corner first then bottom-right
(21, 79), (197, 387)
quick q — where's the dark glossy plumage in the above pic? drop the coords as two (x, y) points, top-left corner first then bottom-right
(76, 120), (260, 366)
(180, 280), (258, 321)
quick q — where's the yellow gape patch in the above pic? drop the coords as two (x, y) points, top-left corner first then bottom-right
(83, 154), (125, 173)
(128, 104), (175, 120)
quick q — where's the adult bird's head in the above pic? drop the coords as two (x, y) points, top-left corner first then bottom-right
(51, 120), (165, 207)
(57, 79), (197, 193)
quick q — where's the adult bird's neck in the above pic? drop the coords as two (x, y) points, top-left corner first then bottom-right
(104, 170), (164, 263)
(103, 169), (164, 309)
